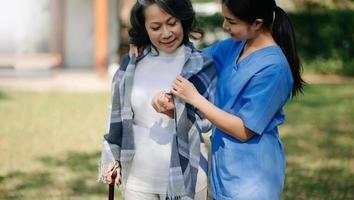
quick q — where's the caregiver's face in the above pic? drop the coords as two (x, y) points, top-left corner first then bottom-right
(221, 4), (256, 41)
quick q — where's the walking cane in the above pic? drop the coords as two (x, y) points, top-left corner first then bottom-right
(108, 170), (117, 200)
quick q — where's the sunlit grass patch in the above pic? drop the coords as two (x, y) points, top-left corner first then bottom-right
(281, 83), (354, 199)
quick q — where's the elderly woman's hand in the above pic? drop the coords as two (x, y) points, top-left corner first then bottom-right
(103, 160), (121, 185)
(151, 90), (175, 118)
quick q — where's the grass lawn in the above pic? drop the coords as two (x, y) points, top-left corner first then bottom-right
(0, 83), (353, 199)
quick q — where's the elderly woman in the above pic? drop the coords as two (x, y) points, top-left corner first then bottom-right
(98, 0), (216, 199)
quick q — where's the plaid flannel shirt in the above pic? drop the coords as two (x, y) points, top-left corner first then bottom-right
(99, 43), (216, 199)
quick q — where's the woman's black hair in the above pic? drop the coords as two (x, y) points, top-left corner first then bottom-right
(222, 0), (305, 96)
(128, 0), (203, 49)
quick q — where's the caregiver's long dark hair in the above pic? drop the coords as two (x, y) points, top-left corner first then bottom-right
(222, 0), (304, 96)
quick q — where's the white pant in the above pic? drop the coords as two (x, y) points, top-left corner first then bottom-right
(124, 187), (207, 200)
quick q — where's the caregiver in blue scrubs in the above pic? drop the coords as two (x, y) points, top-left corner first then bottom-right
(170, 0), (305, 199)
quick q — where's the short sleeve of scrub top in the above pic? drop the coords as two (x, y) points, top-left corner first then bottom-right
(237, 65), (293, 135)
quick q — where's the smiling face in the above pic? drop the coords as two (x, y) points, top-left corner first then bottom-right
(144, 3), (184, 54)
(221, 4), (257, 41)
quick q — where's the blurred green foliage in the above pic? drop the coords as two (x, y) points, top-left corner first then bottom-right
(291, 10), (353, 75)
(292, 0), (354, 10)
(192, 0), (354, 10)
(197, 10), (354, 75)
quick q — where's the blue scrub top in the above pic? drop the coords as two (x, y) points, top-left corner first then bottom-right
(203, 38), (293, 200)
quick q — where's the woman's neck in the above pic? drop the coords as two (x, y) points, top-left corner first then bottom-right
(237, 31), (276, 64)
(156, 44), (185, 57)
(245, 31), (276, 52)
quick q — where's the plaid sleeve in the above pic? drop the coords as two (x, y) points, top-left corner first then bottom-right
(98, 54), (131, 181)
(189, 53), (217, 133)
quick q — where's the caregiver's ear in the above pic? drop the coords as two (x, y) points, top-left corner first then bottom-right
(251, 19), (263, 31)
